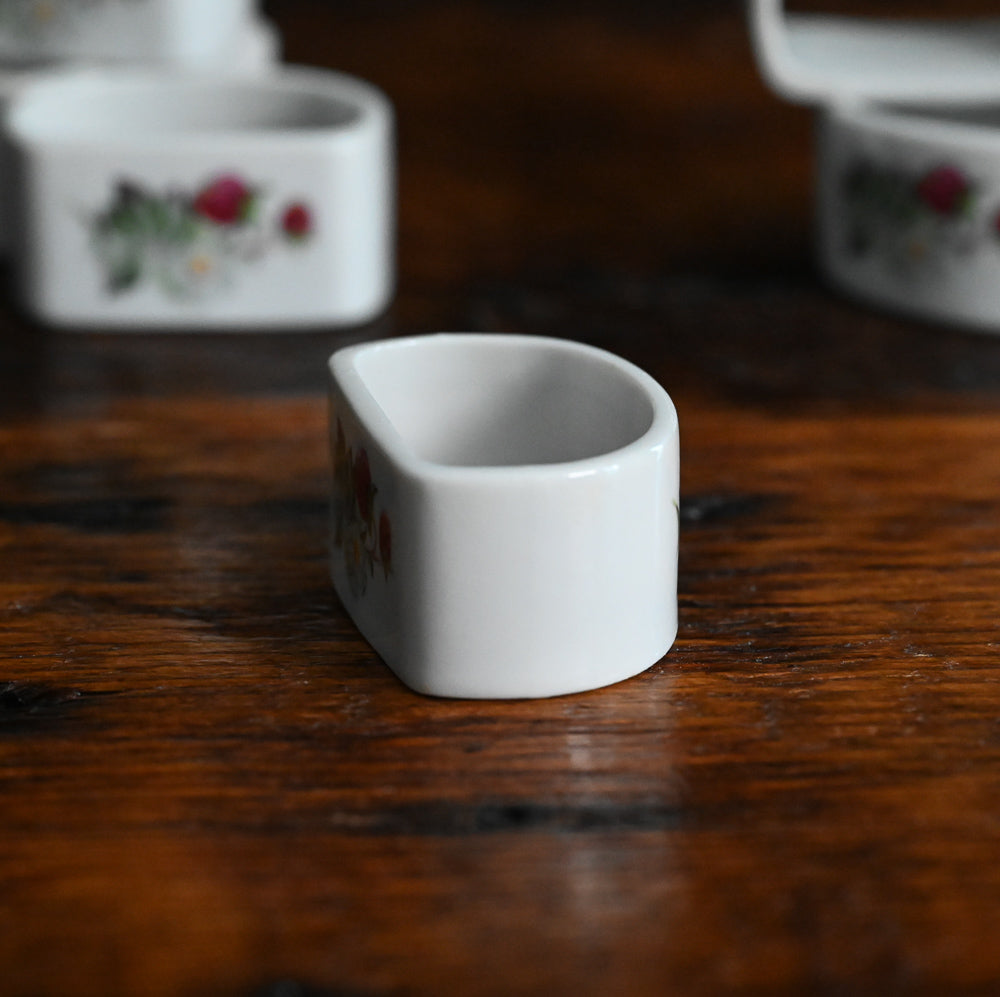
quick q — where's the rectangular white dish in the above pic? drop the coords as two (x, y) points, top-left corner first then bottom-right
(0, 15), (280, 257)
(750, 1), (1000, 333)
(4, 64), (394, 329)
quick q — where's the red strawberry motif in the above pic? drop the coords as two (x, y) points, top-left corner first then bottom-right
(916, 166), (969, 216)
(193, 175), (254, 225)
(282, 202), (313, 240)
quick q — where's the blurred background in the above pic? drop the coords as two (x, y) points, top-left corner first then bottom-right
(9, 0), (1000, 407)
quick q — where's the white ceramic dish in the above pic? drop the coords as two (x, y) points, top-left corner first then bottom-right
(0, 16), (279, 256)
(328, 333), (680, 700)
(749, 1), (1000, 332)
(816, 102), (1000, 332)
(0, 0), (256, 66)
(5, 64), (394, 329)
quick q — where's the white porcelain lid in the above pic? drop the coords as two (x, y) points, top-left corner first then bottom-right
(749, 0), (1000, 104)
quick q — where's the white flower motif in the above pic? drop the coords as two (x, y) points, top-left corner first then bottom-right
(152, 224), (232, 300)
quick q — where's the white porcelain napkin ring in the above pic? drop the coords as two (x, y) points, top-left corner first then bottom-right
(328, 333), (680, 700)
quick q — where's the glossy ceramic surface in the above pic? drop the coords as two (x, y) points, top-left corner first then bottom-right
(5, 64), (394, 329)
(328, 333), (680, 699)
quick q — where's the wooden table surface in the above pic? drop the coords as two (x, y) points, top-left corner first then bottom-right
(6, 2), (1000, 995)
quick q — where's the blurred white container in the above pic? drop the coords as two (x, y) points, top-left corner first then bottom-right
(329, 334), (680, 699)
(0, 14), (279, 253)
(0, 0), (257, 67)
(750, 0), (1000, 332)
(5, 64), (395, 329)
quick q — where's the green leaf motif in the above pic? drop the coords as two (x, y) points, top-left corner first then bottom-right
(106, 254), (142, 293)
(88, 173), (316, 301)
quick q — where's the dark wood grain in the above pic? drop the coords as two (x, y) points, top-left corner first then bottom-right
(5, 2), (1000, 996)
